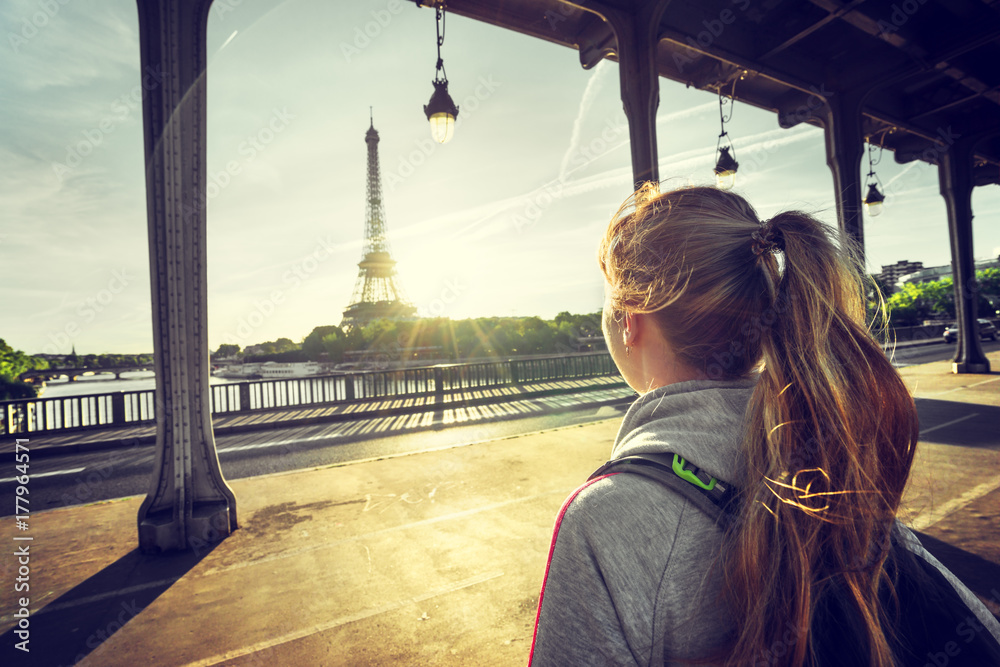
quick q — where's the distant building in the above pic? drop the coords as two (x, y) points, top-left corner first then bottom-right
(877, 260), (923, 293)
(898, 256), (1000, 288)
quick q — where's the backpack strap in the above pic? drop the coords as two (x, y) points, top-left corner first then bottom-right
(590, 453), (740, 528)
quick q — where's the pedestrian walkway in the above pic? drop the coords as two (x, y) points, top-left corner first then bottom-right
(10, 376), (631, 459)
(1, 353), (997, 666)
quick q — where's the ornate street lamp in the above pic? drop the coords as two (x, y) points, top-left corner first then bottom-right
(424, 4), (459, 144)
(714, 83), (740, 190)
(863, 140), (886, 217)
(714, 147), (739, 191)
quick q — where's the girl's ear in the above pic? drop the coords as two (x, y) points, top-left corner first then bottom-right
(622, 312), (640, 347)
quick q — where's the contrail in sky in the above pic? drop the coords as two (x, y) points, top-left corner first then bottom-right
(558, 61), (610, 182)
(391, 124), (817, 244)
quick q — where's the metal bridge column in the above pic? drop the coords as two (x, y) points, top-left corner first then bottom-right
(820, 90), (866, 255)
(135, 0), (238, 553)
(940, 137), (990, 374)
(604, 3), (665, 190)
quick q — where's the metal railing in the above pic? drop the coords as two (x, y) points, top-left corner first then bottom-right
(1, 353), (619, 436)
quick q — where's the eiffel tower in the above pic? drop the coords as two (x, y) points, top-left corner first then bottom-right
(341, 115), (417, 330)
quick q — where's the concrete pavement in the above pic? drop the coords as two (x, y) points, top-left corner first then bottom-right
(1, 352), (997, 666)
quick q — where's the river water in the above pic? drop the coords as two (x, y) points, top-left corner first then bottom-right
(39, 373), (239, 399)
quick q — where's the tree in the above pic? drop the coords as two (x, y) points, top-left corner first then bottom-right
(886, 269), (1000, 326)
(212, 343), (241, 360)
(974, 267), (1000, 317)
(0, 339), (48, 399)
(302, 325), (348, 361)
(320, 333), (347, 362)
(886, 279), (954, 326)
(246, 337), (301, 356)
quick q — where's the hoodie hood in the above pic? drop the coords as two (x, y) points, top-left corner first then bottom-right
(612, 377), (758, 484)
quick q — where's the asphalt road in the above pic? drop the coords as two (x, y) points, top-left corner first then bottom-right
(4, 339), (995, 516)
(888, 338), (999, 367)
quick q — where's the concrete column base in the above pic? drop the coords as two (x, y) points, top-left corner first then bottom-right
(139, 502), (233, 554)
(952, 361), (991, 374)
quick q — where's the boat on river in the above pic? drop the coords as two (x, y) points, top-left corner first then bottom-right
(213, 361), (323, 379)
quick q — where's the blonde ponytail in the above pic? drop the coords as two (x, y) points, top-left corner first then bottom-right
(726, 209), (918, 667)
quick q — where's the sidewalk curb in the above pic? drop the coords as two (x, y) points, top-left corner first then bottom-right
(883, 339), (944, 350)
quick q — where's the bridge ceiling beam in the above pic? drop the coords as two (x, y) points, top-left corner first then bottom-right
(434, 0), (1000, 186)
(134, 0), (238, 554)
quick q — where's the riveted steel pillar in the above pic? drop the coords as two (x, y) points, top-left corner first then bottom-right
(136, 0), (238, 552)
(940, 138), (990, 374)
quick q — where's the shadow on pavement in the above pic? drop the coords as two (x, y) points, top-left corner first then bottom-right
(916, 530), (1000, 620)
(915, 399), (1000, 449)
(1, 543), (218, 665)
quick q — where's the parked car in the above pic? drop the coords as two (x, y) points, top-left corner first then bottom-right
(943, 319), (998, 343)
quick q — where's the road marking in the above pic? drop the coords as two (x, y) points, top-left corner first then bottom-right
(183, 570), (505, 667)
(221, 432), (348, 453)
(916, 375), (1000, 397)
(918, 413), (978, 436)
(908, 474), (1000, 531)
(0, 467), (85, 484)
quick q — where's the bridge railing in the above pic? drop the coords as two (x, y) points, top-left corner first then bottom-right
(1, 353), (619, 436)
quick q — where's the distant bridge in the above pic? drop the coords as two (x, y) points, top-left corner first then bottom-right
(19, 367), (155, 383)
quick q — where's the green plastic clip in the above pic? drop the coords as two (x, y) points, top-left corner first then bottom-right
(672, 454), (717, 491)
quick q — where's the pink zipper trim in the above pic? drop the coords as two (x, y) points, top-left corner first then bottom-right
(527, 473), (617, 665)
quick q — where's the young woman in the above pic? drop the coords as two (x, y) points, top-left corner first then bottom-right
(528, 185), (1000, 666)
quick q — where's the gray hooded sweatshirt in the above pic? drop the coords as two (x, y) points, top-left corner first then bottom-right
(528, 378), (1000, 667)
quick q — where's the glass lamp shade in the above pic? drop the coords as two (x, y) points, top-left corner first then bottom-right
(428, 112), (456, 144)
(864, 183), (885, 217)
(424, 79), (459, 145)
(864, 199), (883, 217)
(715, 170), (736, 190)
(714, 146), (739, 190)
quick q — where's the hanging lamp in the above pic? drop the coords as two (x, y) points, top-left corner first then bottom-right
(423, 4), (459, 144)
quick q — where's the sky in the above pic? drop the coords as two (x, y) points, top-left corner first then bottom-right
(2, 0), (999, 355)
